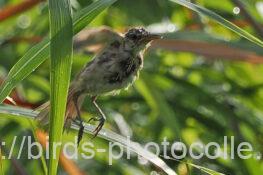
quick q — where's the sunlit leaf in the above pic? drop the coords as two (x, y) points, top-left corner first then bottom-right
(48, 0), (73, 174)
(170, 0), (263, 47)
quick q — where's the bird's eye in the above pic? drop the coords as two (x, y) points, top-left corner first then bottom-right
(129, 34), (138, 40)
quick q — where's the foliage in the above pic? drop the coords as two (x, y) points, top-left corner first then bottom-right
(48, 0), (73, 174)
(1, 0), (263, 174)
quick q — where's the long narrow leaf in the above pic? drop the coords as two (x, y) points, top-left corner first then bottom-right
(169, 0), (263, 48)
(0, 105), (177, 175)
(30, 122), (48, 175)
(136, 75), (181, 135)
(0, 147), (3, 175)
(48, 0), (73, 174)
(0, 0), (117, 103)
(161, 156), (225, 175)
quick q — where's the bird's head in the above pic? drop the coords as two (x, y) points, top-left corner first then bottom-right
(124, 27), (161, 52)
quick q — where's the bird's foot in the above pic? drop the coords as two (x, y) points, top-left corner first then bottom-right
(75, 120), (84, 146)
(87, 117), (105, 138)
(87, 116), (100, 123)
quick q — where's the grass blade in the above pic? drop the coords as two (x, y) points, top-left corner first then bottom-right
(0, 147), (3, 175)
(163, 156), (225, 175)
(0, 105), (177, 175)
(0, 38), (50, 103)
(136, 75), (181, 135)
(30, 122), (48, 175)
(185, 162), (225, 175)
(0, 0), (117, 103)
(169, 0), (263, 48)
(48, 0), (73, 174)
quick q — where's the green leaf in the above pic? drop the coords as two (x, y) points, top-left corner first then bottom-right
(48, 0), (73, 174)
(0, 105), (177, 175)
(136, 74), (181, 135)
(169, 0), (263, 48)
(0, 148), (3, 175)
(187, 162), (225, 175)
(0, 38), (50, 103)
(163, 156), (225, 175)
(30, 121), (48, 175)
(0, 0), (117, 103)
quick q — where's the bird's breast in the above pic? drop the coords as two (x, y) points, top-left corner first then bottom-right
(107, 55), (142, 85)
(78, 50), (143, 95)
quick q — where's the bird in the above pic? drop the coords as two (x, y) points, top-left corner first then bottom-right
(36, 27), (161, 144)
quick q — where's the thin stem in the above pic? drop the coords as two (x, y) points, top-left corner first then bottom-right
(0, 105), (177, 175)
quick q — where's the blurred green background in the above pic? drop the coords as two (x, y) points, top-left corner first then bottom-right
(1, 0), (263, 174)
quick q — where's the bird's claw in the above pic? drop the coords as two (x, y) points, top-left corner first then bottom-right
(87, 117), (100, 123)
(88, 117), (105, 138)
(77, 121), (84, 146)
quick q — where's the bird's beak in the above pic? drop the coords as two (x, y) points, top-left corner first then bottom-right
(144, 34), (162, 42)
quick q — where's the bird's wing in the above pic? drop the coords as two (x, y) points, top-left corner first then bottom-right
(74, 26), (123, 53)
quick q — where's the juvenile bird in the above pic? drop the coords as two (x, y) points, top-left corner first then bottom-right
(37, 27), (161, 144)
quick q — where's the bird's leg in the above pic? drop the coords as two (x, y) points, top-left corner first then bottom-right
(73, 95), (84, 145)
(88, 96), (106, 138)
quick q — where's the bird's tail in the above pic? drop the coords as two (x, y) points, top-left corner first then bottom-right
(36, 86), (84, 128)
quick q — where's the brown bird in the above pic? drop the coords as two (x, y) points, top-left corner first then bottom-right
(36, 27), (161, 144)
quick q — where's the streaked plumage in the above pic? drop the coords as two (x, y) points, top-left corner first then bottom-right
(36, 27), (161, 143)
